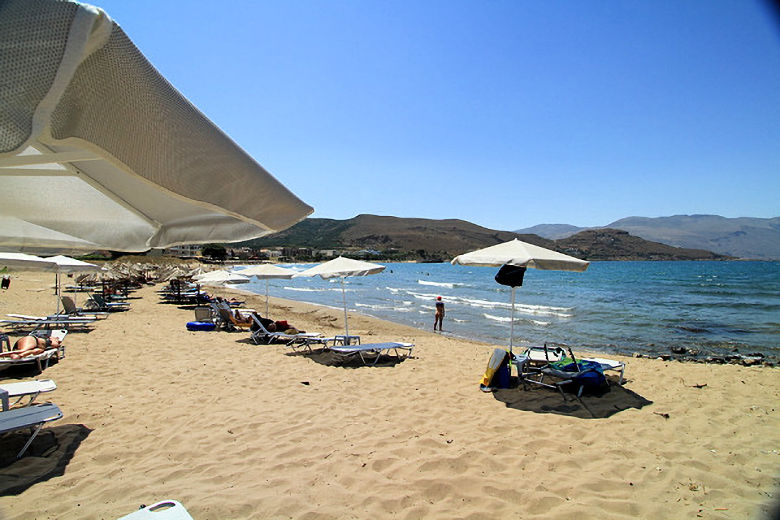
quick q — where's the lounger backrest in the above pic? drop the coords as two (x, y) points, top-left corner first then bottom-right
(0, 334), (9, 353)
(194, 306), (213, 322)
(250, 314), (273, 335)
(61, 296), (77, 314)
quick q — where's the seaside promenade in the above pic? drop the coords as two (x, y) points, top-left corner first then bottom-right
(0, 272), (777, 519)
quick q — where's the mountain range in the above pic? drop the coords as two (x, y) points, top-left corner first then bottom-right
(243, 214), (734, 261)
(515, 215), (779, 260)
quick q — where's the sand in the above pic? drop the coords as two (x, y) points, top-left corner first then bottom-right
(0, 272), (777, 519)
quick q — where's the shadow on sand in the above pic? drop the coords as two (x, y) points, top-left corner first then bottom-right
(492, 377), (652, 419)
(0, 423), (92, 496)
(288, 348), (411, 369)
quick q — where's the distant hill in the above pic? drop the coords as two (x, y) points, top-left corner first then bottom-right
(243, 214), (555, 258)
(513, 223), (586, 240)
(606, 215), (780, 260)
(557, 229), (731, 261)
(243, 214), (730, 261)
(516, 215), (779, 260)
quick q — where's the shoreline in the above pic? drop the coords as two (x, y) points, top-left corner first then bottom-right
(0, 273), (777, 519)
(224, 285), (777, 366)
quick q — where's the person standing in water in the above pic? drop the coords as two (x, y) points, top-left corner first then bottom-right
(434, 296), (445, 331)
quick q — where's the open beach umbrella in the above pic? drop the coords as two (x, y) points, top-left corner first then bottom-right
(193, 270), (250, 287)
(0, 0), (312, 253)
(451, 238), (589, 355)
(293, 257), (386, 340)
(45, 255), (101, 313)
(235, 264), (294, 317)
(0, 252), (57, 272)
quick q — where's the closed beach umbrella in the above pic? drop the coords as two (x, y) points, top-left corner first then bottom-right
(235, 265), (294, 317)
(452, 238), (589, 354)
(0, 0), (312, 253)
(293, 257), (385, 340)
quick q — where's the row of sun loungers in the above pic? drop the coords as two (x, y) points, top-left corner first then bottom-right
(190, 301), (415, 366)
(0, 292), (134, 459)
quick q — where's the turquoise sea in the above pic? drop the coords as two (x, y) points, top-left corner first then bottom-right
(237, 261), (780, 359)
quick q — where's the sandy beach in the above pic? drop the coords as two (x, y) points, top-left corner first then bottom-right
(0, 271), (777, 519)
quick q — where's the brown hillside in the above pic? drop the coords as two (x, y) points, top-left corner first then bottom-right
(338, 215), (555, 255)
(556, 229), (732, 260)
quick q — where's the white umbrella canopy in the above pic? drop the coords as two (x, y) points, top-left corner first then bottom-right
(293, 256), (386, 279)
(0, 0), (312, 252)
(0, 252), (57, 271)
(451, 238), (590, 272)
(193, 270), (250, 286)
(293, 257), (386, 339)
(235, 264), (294, 317)
(45, 255), (101, 312)
(451, 239), (589, 354)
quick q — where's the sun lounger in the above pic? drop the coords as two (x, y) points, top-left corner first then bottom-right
(118, 500), (194, 520)
(520, 353), (610, 400)
(526, 344), (566, 365)
(0, 402), (63, 458)
(0, 330), (67, 372)
(213, 303), (252, 332)
(329, 342), (414, 365)
(60, 296), (109, 318)
(88, 294), (130, 311)
(0, 315), (94, 331)
(249, 314), (322, 345)
(0, 379), (57, 409)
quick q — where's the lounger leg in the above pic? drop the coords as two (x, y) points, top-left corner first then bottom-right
(17, 424), (44, 458)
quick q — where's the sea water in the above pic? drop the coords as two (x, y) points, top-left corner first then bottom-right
(236, 261), (780, 358)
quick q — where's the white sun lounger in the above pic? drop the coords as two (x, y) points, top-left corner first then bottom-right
(0, 330), (68, 372)
(0, 379), (57, 409)
(0, 401), (63, 458)
(249, 314), (322, 345)
(329, 342), (414, 365)
(0, 315), (94, 332)
(117, 500), (194, 520)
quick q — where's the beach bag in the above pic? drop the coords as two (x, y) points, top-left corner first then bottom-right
(495, 265), (526, 287)
(479, 348), (511, 391)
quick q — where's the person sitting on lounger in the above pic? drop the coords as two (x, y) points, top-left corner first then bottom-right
(0, 335), (62, 360)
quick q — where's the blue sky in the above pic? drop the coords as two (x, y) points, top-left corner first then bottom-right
(94, 0), (779, 230)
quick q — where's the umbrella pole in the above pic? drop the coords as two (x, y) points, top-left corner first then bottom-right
(509, 286), (516, 356)
(265, 279), (269, 318)
(55, 272), (60, 314)
(341, 277), (349, 339)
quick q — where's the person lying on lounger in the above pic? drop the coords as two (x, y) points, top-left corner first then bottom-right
(249, 315), (304, 334)
(0, 335), (62, 359)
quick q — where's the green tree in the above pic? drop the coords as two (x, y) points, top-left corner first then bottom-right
(202, 244), (227, 260)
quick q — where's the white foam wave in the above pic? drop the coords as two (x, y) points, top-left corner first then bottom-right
(418, 280), (456, 289)
(483, 313), (550, 326)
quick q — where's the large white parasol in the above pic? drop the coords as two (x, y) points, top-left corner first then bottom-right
(452, 238), (589, 354)
(0, 252), (57, 272)
(293, 257), (385, 340)
(0, 0), (312, 253)
(235, 264), (294, 317)
(193, 270), (250, 287)
(45, 255), (101, 313)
